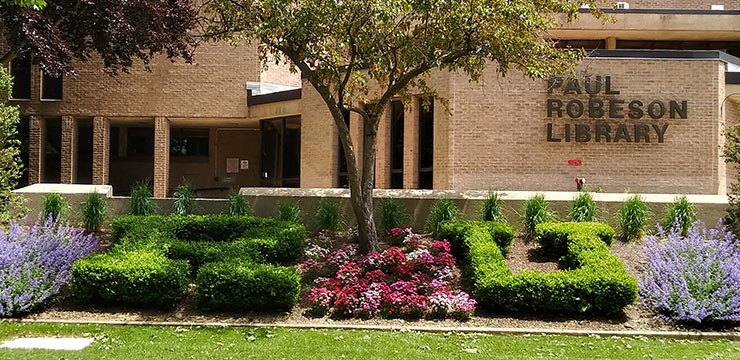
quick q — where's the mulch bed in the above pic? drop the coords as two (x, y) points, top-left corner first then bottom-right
(25, 231), (739, 333)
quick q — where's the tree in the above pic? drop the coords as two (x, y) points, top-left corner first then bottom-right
(0, 66), (22, 222)
(723, 122), (740, 234)
(206, 0), (607, 253)
(0, 0), (199, 76)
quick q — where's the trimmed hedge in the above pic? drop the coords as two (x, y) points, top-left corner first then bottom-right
(75, 215), (306, 312)
(71, 248), (189, 308)
(195, 261), (300, 311)
(440, 221), (637, 315)
(438, 221), (514, 256)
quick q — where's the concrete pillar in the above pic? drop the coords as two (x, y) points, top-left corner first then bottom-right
(28, 115), (45, 184)
(92, 116), (110, 185)
(154, 116), (170, 198)
(60, 115), (77, 184)
(606, 37), (617, 50)
(403, 97), (420, 189)
(375, 105), (392, 189)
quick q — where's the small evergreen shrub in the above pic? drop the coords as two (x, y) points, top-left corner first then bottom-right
(82, 192), (109, 232)
(640, 222), (740, 324)
(276, 201), (302, 224)
(661, 196), (696, 236)
(225, 191), (251, 216)
(195, 261), (300, 311)
(315, 198), (345, 231)
(614, 195), (650, 241)
(479, 192), (504, 222)
(129, 181), (157, 216)
(438, 220), (514, 257)
(71, 248), (189, 308)
(379, 198), (410, 234)
(42, 192), (68, 221)
(569, 192), (597, 222)
(0, 216), (96, 317)
(173, 182), (196, 216)
(424, 198), (461, 235)
(522, 195), (552, 238)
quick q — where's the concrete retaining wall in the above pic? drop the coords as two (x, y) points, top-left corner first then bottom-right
(13, 185), (730, 233)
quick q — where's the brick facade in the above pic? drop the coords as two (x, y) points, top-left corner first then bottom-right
(92, 116), (110, 185)
(627, 1), (740, 10)
(60, 115), (77, 184)
(27, 115), (44, 185)
(154, 117), (170, 198)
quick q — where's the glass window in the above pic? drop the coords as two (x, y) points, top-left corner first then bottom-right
(127, 128), (154, 157)
(10, 57), (31, 100)
(390, 101), (404, 189)
(419, 98), (434, 189)
(338, 110), (350, 188)
(171, 128), (209, 157)
(41, 72), (63, 100)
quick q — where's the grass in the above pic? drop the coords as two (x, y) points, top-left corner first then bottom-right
(0, 322), (738, 359)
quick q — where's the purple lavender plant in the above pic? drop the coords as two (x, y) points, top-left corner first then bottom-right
(0, 214), (97, 317)
(639, 221), (740, 324)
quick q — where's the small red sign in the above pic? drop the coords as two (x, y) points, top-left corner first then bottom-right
(568, 159), (582, 166)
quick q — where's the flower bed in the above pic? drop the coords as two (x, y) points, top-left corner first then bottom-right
(303, 228), (476, 320)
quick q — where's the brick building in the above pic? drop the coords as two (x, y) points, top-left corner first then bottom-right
(8, 1), (740, 197)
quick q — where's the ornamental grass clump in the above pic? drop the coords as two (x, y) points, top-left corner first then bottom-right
(276, 201), (302, 224)
(315, 199), (345, 231)
(0, 215), (96, 317)
(173, 181), (196, 216)
(380, 198), (410, 234)
(424, 198), (461, 236)
(639, 222), (740, 324)
(661, 196), (696, 236)
(225, 191), (251, 216)
(479, 192), (504, 223)
(42, 192), (68, 222)
(568, 192), (597, 222)
(129, 181), (157, 216)
(614, 195), (650, 241)
(522, 195), (552, 239)
(82, 192), (108, 233)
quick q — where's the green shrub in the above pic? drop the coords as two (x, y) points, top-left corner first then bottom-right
(522, 195), (552, 238)
(379, 198), (410, 234)
(173, 182), (196, 216)
(81, 192), (108, 232)
(129, 181), (157, 216)
(71, 248), (189, 308)
(438, 220), (514, 257)
(424, 198), (461, 235)
(165, 238), (264, 276)
(479, 192), (504, 222)
(315, 198), (345, 231)
(439, 220), (636, 315)
(42, 192), (68, 221)
(661, 196), (696, 236)
(614, 195), (650, 241)
(225, 191), (252, 216)
(195, 261), (300, 311)
(275, 201), (302, 224)
(568, 192), (597, 222)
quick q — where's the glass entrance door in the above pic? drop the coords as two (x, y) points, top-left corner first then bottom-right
(260, 116), (301, 187)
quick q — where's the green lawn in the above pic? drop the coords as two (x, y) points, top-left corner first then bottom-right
(0, 322), (737, 359)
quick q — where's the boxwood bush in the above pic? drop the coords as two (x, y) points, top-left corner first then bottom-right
(75, 214), (306, 311)
(71, 248), (189, 308)
(195, 261), (300, 312)
(438, 220), (636, 315)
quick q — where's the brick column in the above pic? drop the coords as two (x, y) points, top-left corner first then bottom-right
(403, 97), (420, 189)
(154, 117), (170, 198)
(375, 105), (392, 188)
(60, 116), (78, 184)
(92, 116), (110, 185)
(28, 115), (45, 184)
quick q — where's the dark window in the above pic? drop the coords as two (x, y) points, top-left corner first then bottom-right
(44, 118), (62, 183)
(338, 110), (350, 188)
(127, 128), (154, 157)
(41, 72), (63, 100)
(419, 98), (434, 189)
(282, 116), (301, 187)
(10, 57), (31, 100)
(390, 100), (404, 189)
(171, 128), (209, 157)
(110, 127), (121, 159)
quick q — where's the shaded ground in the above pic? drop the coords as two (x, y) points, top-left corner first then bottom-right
(26, 233), (738, 333)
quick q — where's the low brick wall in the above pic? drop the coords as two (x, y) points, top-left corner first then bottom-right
(13, 185), (730, 233)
